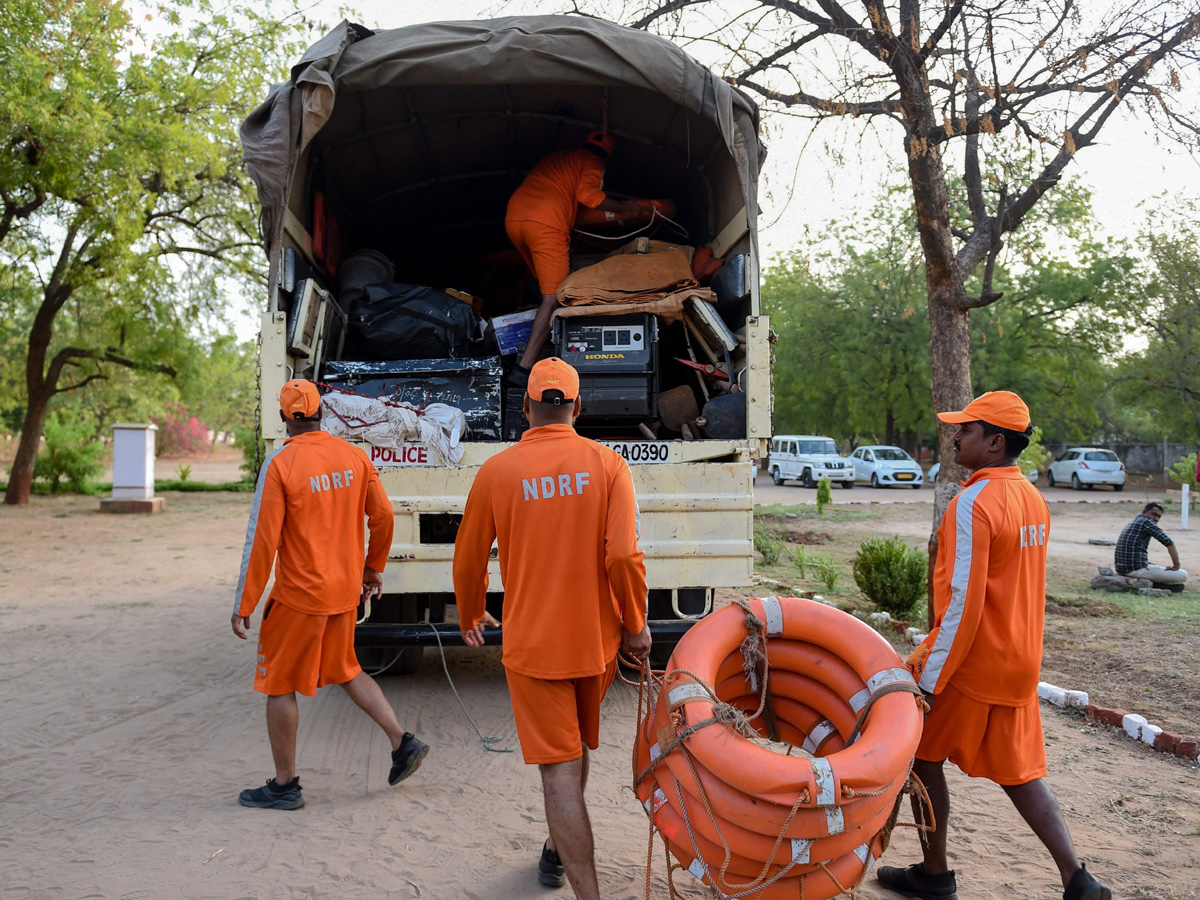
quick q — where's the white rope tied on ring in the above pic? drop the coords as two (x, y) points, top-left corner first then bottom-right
(320, 390), (467, 465)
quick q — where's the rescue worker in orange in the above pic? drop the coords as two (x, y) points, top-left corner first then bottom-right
(505, 132), (643, 385)
(231, 380), (428, 810)
(878, 391), (1110, 900)
(453, 358), (651, 899)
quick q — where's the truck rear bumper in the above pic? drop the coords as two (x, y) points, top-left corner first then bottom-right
(354, 618), (697, 648)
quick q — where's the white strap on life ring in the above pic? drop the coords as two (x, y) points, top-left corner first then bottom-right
(867, 667), (916, 693)
(762, 596), (784, 634)
(667, 682), (711, 710)
(810, 758), (837, 806)
(802, 719), (836, 755)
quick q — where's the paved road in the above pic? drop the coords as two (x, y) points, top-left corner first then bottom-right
(752, 471), (1158, 507)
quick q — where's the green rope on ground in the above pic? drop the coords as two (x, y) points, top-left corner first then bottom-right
(425, 623), (513, 753)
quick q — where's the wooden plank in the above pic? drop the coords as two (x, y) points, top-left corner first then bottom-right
(283, 208), (317, 266)
(708, 207), (748, 258)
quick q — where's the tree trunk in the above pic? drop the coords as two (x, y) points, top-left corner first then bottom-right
(885, 407), (896, 446)
(4, 395), (49, 505)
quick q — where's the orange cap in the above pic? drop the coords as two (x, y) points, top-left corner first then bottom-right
(279, 379), (321, 420)
(585, 130), (615, 156)
(937, 390), (1031, 432)
(527, 357), (579, 404)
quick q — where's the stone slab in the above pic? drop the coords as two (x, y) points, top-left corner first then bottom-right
(99, 497), (165, 514)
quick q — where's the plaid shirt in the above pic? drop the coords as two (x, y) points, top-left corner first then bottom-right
(1114, 514), (1174, 574)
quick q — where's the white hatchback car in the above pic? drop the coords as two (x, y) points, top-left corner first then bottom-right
(1047, 448), (1126, 491)
(851, 445), (924, 489)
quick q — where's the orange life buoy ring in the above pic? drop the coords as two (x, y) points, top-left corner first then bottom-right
(633, 596), (924, 900)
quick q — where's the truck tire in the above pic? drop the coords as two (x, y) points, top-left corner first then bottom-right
(772, 467), (784, 486)
(840, 481), (854, 489)
(801, 469), (817, 489)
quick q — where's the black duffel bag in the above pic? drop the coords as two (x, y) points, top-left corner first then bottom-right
(346, 283), (491, 360)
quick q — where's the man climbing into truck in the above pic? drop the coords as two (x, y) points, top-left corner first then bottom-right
(504, 131), (643, 386)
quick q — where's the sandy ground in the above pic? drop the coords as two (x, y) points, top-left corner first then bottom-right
(2, 492), (1199, 900)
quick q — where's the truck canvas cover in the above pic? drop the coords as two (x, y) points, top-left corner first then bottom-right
(239, 15), (764, 291)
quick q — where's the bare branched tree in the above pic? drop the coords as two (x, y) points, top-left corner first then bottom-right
(572, 0), (1200, 553)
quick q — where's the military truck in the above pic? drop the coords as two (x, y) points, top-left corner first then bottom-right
(241, 16), (772, 671)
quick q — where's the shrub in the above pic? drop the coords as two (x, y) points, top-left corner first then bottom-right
(152, 401), (209, 458)
(1017, 424), (1051, 479)
(816, 476), (832, 514)
(233, 425), (266, 482)
(808, 552), (841, 590)
(32, 413), (105, 493)
(753, 523), (786, 566)
(853, 536), (927, 617)
(1169, 452), (1197, 488)
(175, 463), (192, 482)
(790, 543), (809, 576)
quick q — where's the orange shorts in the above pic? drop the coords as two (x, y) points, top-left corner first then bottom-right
(254, 599), (361, 697)
(505, 219), (570, 295)
(505, 658), (619, 765)
(917, 682), (1047, 786)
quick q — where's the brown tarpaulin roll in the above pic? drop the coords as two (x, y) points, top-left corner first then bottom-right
(557, 248), (697, 305)
(551, 288), (717, 325)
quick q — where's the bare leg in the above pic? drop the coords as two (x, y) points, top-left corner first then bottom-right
(541, 754), (599, 900)
(1002, 778), (1081, 888)
(266, 692), (299, 783)
(518, 293), (560, 370)
(341, 671), (405, 751)
(911, 758), (951, 874)
(547, 746), (589, 853)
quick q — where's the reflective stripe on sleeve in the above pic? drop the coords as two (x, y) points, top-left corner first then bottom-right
(233, 447), (284, 615)
(919, 480), (988, 692)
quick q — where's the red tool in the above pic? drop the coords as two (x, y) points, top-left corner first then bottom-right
(674, 357), (729, 379)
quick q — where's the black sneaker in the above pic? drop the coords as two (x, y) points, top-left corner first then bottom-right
(388, 732), (429, 785)
(538, 841), (566, 887)
(238, 776), (304, 810)
(1064, 865), (1111, 900)
(877, 862), (958, 899)
(1166, 582), (1186, 593)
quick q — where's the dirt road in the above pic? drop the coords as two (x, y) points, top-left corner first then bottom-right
(2, 493), (1198, 899)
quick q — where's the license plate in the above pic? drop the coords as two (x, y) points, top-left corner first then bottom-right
(895, 472), (914, 481)
(600, 441), (671, 464)
(368, 444), (434, 466)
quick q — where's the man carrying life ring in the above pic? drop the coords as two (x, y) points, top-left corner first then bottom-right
(453, 357), (652, 899)
(878, 391), (1110, 900)
(504, 132), (643, 386)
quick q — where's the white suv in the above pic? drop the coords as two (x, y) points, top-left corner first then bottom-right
(768, 435), (855, 489)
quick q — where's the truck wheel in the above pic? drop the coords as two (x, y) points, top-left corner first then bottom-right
(840, 481), (854, 489)
(358, 645), (424, 676)
(771, 467), (783, 486)
(802, 469), (817, 489)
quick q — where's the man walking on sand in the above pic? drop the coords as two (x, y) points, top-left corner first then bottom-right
(453, 357), (651, 899)
(878, 391), (1110, 900)
(231, 379), (428, 810)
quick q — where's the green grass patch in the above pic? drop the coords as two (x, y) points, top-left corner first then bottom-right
(756, 504), (881, 522)
(0, 479), (253, 496)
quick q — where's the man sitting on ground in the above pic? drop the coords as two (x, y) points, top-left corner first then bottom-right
(1114, 502), (1187, 589)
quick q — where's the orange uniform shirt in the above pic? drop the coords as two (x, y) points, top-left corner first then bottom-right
(236, 431), (393, 618)
(506, 148), (608, 234)
(910, 466), (1051, 706)
(453, 423), (648, 680)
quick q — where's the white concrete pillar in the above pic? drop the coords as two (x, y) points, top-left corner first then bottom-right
(100, 424), (164, 513)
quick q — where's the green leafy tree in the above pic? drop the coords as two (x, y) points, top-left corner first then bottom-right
(0, 0), (305, 504)
(1113, 202), (1200, 444)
